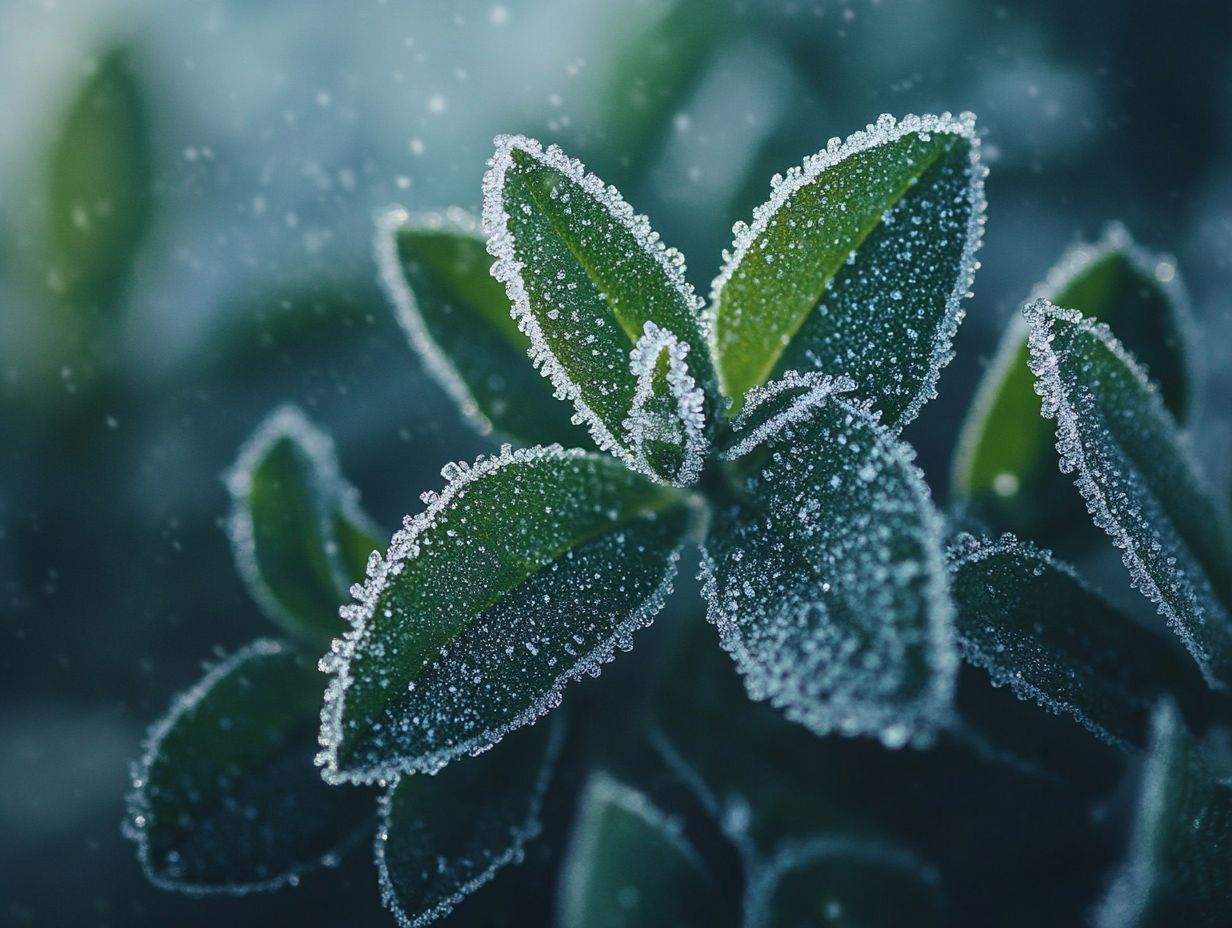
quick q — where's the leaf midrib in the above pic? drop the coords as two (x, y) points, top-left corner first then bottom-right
(731, 135), (961, 405)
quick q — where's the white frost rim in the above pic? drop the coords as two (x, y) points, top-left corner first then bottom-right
(951, 221), (1198, 496)
(624, 320), (708, 486)
(706, 111), (987, 426)
(316, 442), (692, 785)
(124, 639), (354, 895)
(701, 373), (958, 749)
(375, 205), (502, 437)
(481, 133), (705, 473)
(225, 404), (378, 638)
(1023, 298), (1229, 690)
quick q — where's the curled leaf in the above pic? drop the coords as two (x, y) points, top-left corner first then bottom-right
(1024, 299), (1232, 687)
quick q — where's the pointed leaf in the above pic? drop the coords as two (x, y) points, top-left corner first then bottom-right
(701, 372), (958, 748)
(1024, 299), (1232, 686)
(947, 533), (1203, 750)
(953, 225), (1196, 536)
(124, 640), (370, 893)
(318, 445), (695, 783)
(707, 112), (986, 422)
(227, 406), (383, 647)
(1096, 701), (1232, 928)
(376, 714), (564, 928)
(46, 47), (152, 311)
(744, 838), (944, 928)
(557, 773), (728, 928)
(376, 207), (583, 447)
(482, 135), (715, 484)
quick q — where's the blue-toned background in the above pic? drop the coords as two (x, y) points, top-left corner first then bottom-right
(2, 1), (1230, 924)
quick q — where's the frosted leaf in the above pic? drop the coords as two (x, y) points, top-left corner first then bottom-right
(226, 405), (383, 646)
(376, 713), (564, 928)
(317, 444), (696, 784)
(743, 836), (943, 928)
(707, 112), (986, 425)
(1024, 299), (1232, 687)
(376, 207), (582, 447)
(947, 533), (1202, 750)
(622, 321), (708, 486)
(952, 223), (1197, 538)
(701, 372), (958, 748)
(123, 640), (370, 894)
(481, 135), (717, 473)
(1095, 700), (1232, 927)
(556, 772), (726, 928)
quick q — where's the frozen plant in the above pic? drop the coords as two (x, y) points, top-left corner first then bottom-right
(127, 112), (1232, 927)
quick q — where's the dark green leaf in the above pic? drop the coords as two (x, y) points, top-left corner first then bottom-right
(482, 136), (716, 484)
(744, 838), (944, 928)
(708, 112), (985, 422)
(46, 47), (152, 311)
(1095, 701), (1232, 928)
(947, 533), (1202, 750)
(227, 406), (383, 647)
(124, 640), (370, 893)
(953, 225), (1196, 537)
(1023, 299), (1232, 686)
(376, 713), (564, 928)
(702, 372), (957, 748)
(376, 207), (583, 447)
(318, 445), (695, 784)
(557, 773), (728, 928)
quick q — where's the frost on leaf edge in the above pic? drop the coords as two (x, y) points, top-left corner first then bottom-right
(623, 320), (709, 487)
(481, 133), (706, 473)
(225, 405), (380, 638)
(701, 372), (959, 750)
(705, 111), (987, 428)
(376, 206), (505, 438)
(316, 442), (691, 785)
(1023, 298), (1232, 690)
(946, 531), (1148, 751)
(374, 714), (566, 928)
(951, 222), (1198, 498)
(123, 638), (353, 896)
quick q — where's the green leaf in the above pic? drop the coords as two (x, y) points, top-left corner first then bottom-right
(376, 713), (564, 928)
(701, 372), (957, 749)
(124, 640), (371, 893)
(227, 406), (383, 647)
(557, 773), (728, 928)
(1023, 299), (1232, 687)
(376, 207), (583, 447)
(318, 444), (695, 784)
(953, 225), (1196, 536)
(744, 838), (944, 928)
(1095, 701), (1232, 928)
(46, 47), (152, 311)
(707, 112), (985, 422)
(947, 533), (1203, 750)
(482, 135), (716, 484)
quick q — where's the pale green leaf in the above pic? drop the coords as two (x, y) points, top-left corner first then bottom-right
(707, 112), (985, 422)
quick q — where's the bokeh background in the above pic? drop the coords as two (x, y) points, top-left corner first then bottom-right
(2, 0), (1230, 924)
